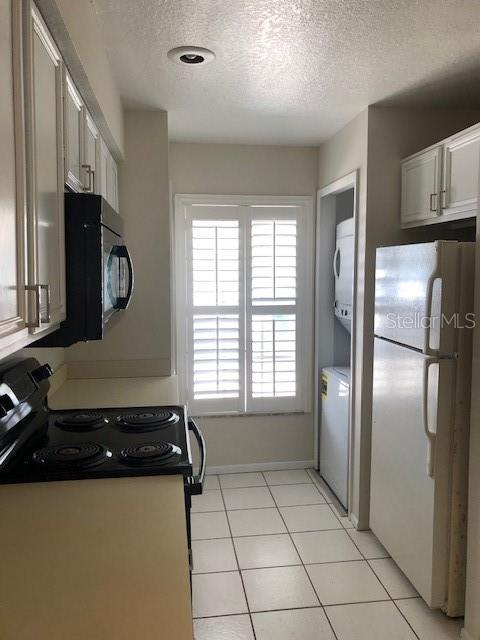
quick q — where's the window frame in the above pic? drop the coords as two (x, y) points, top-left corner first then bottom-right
(174, 194), (314, 416)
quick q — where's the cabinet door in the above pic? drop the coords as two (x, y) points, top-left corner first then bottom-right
(107, 152), (119, 211)
(25, 3), (66, 332)
(0, 0), (28, 354)
(99, 137), (109, 201)
(64, 73), (84, 192)
(442, 131), (480, 217)
(83, 112), (99, 193)
(401, 147), (442, 226)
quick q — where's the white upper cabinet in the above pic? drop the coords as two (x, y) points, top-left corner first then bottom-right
(99, 137), (119, 210)
(401, 147), (442, 225)
(441, 130), (480, 217)
(0, 0), (119, 359)
(99, 137), (109, 201)
(107, 152), (119, 211)
(64, 72), (84, 192)
(25, 2), (66, 332)
(0, 0), (29, 355)
(401, 124), (480, 228)
(65, 78), (119, 203)
(83, 112), (100, 194)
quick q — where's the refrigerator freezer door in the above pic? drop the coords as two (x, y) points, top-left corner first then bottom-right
(374, 241), (458, 355)
(370, 337), (455, 609)
(320, 367), (349, 508)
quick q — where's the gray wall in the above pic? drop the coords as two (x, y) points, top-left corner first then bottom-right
(66, 110), (171, 377)
(318, 106), (480, 527)
(318, 110), (369, 525)
(170, 142), (318, 468)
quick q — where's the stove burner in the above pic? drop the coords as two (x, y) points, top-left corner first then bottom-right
(119, 442), (181, 466)
(55, 413), (108, 431)
(115, 409), (179, 432)
(32, 443), (112, 468)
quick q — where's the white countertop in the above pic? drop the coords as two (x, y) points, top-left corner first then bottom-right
(49, 375), (179, 409)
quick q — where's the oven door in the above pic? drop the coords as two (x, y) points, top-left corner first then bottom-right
(102, 225), (134, 325)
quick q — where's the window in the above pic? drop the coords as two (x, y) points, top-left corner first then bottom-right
(174, 195), (314, 415)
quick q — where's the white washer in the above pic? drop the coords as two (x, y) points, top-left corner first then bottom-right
(334, 217), (354, 333)
(320, 366), (350, 509)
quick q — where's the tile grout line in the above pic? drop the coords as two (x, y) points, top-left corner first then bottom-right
(267, 471), (420, 640)
(323, 503), (421, 640)
(195, 472), (422, 639)
(194, 500), (335, 513)
(260, 471), (341, 640)
(192, 556), (404, 572)
(306, 468), (336, 505)
(307, 501), (422, 640)
(321, 502), (422, 639)
(218, 478), (258, 640)
(390, 597), (422, 639)
(193, 603), (335, 620)
(318, 491), (422, 640)
(193, 527), (349, 542)
(365, 558), (419, 601)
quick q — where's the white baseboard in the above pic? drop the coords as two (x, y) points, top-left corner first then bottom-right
(460, 629), (475, 640)
(206, 460), (314, 475)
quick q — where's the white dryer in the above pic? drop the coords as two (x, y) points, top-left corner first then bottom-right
(334, 217), (354, 333)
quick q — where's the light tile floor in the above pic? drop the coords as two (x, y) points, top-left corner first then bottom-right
(191, 469), (464, 640)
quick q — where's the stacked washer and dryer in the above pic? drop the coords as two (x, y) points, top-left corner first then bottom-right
(320, 218), (354, 509)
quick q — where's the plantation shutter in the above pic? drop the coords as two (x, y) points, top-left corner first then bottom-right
(186, 207), (244, 414)
(178, 198), (311, 415)
(247, 207), (303, 412)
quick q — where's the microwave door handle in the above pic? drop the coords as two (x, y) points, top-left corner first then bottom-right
(112, 245), (134, 309)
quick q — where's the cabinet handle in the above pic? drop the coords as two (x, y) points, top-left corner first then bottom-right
(82, 164), (93, 192)
(441, 189), (447, 209)
(429, 192), (438, 212)
(39, 284), (51, 324)
(25, 285), (41, 328)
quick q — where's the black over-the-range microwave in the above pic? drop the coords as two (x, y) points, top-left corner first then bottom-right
(34, 194), (134, 348)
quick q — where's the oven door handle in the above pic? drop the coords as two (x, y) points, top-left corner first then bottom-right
(187, 418), (206, 496)
(112, 245), (134, 310)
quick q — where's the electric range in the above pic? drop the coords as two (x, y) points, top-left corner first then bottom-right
(0, 358), (205, 568)
(2, 404), (195, 482)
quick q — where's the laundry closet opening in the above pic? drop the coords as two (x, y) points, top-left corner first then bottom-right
(314, 175), (357, 515)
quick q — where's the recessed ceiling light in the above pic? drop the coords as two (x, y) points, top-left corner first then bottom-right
(167, 46), (215, 66)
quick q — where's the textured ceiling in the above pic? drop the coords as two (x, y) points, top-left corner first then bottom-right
(93, 0), (480, 145)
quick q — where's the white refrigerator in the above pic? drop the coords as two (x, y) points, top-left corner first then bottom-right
(371, 240), (474, 617)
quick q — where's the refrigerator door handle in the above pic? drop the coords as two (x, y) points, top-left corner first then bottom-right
(422, 357), (438, 478)
(423, 269), (441, 356)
